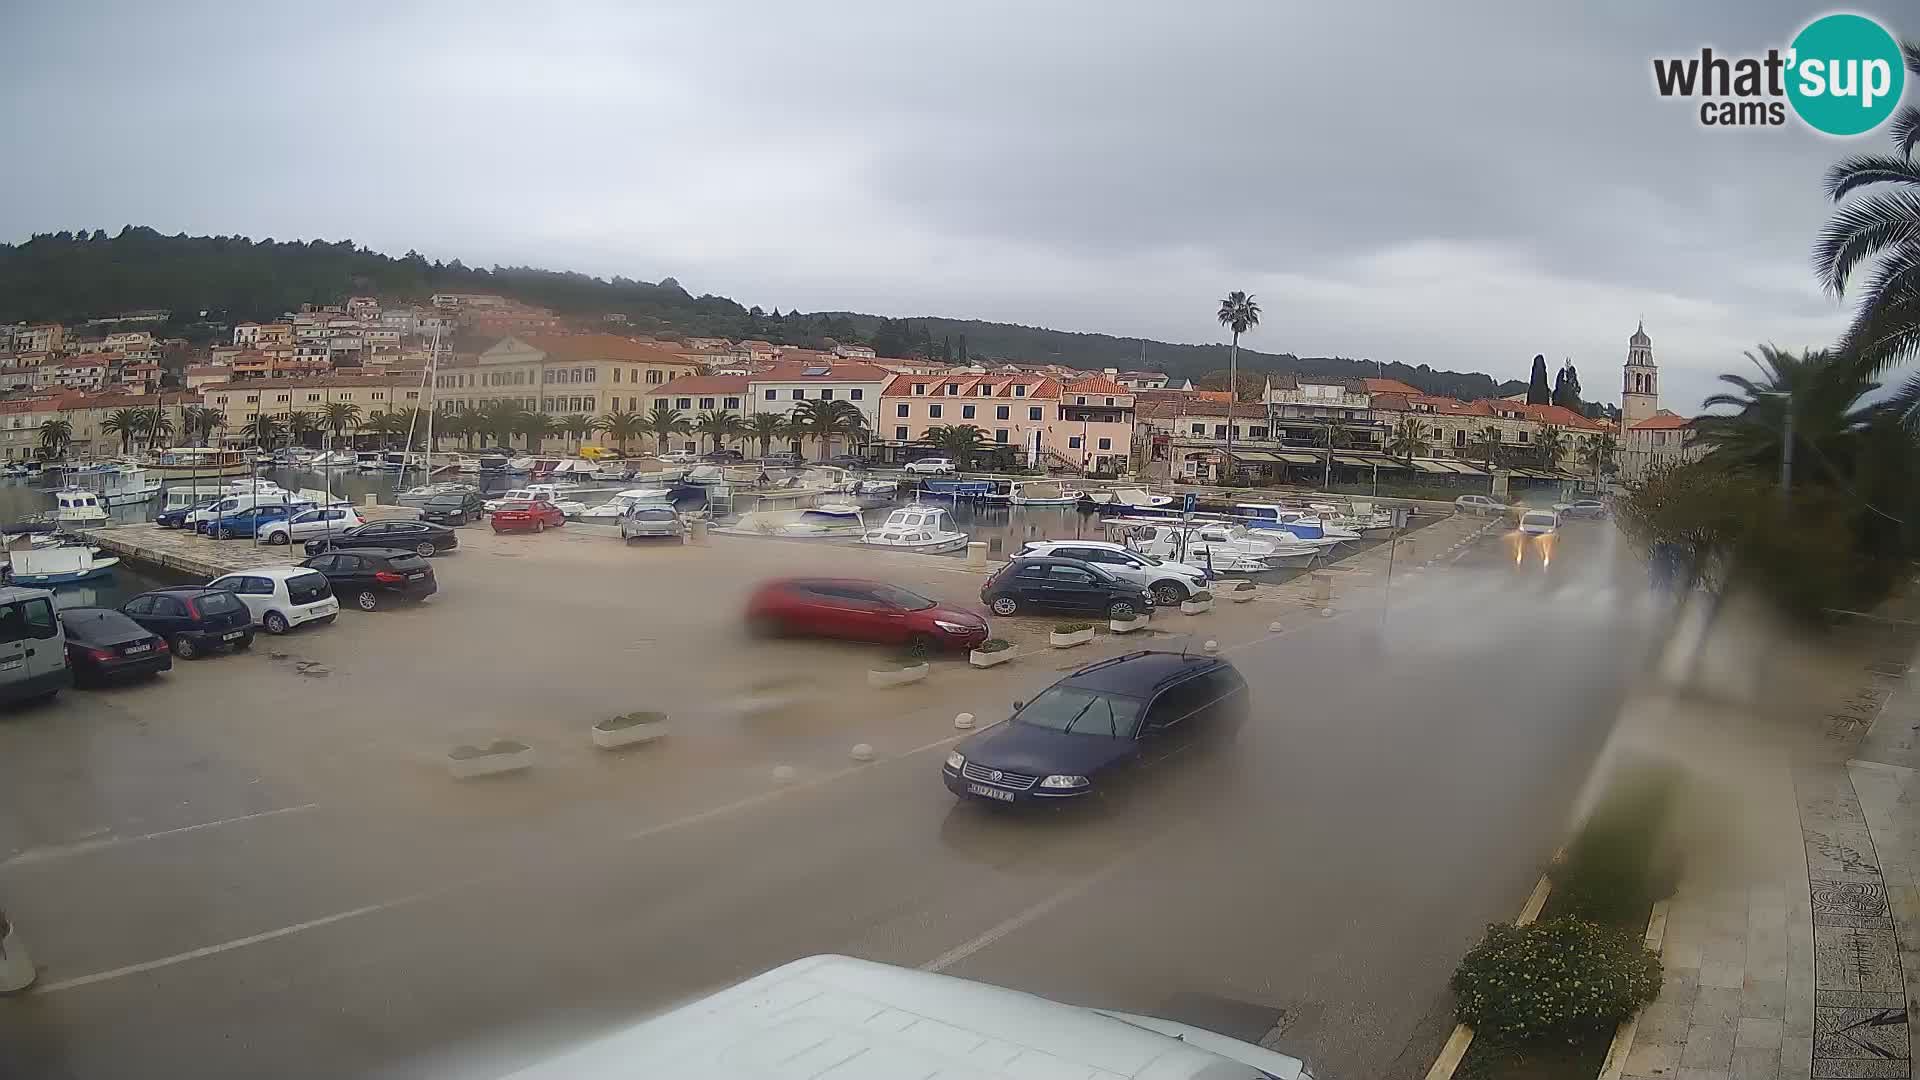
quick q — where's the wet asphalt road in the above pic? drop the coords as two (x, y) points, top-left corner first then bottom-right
(0, 517), (1652, 1079)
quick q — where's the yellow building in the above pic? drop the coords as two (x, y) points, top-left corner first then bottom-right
(433, 334), (703, 421)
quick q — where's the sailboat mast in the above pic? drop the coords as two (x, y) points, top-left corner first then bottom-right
(424, 322), (439, 473)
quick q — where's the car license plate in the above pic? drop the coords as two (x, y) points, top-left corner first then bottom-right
(222, 631), (244, 641)
(408, 572), (427, 580)
(123, 644), (151, 654)
(966, 783), (1015, 803)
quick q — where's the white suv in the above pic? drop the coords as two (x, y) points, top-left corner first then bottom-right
(1017, 540), (1210, 606)
(1454, 494), (1509, 517)
(257, 506), (363, 546)
(207, 566), (340, 634)
(902, 457), (957, 475)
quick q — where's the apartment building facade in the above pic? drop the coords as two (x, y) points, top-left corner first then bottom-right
(433, 334), (703, 419)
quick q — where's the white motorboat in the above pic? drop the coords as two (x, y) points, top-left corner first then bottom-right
(354, 451), (386, 470)
(74, 465), (161, 506)
(549, 458), (599, 478)
(398, 482), (479, 506)
(1234, 504), (1359, 545)
(771, 504), (866, 538)
(1008, 480), (1083, 507)
(306, 450), (356, 468)
(48, 488), (109, 526)
(860, 506), (970, 554)
(505, 456), (536, 473)
(682, 465), (726, 487)
(577, 488), (674, 522)
(6, 544), (119, 586)
(847, 478), (899, 507)
(589, 461), (632, 482)
(1085, 487), (1174, 512)
(1110, 518), (1319, 570)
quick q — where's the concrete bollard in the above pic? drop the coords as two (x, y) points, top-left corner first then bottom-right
(771, 764), (797, 782)
(1202, 640), (1219, 654)
(850, 743), (875, 762)
(953, 711), (976, 730)
(363, 494), (379, 507)
(966, 542), (988, 569)
(690, 519), (709, 545)
(1321, 608), (1334, 617)
(1268, 621), (1285, 633)
(0, 913), (34, 993)
(1309, 571), (1333, 604)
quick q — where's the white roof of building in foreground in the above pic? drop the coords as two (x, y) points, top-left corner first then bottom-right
(504, 954), (1311, 1079)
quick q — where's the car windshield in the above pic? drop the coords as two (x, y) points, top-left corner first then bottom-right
(1013, 687), (1143, 738)
(1523, 512), (1556, 526)
(195, 592), (244, 615)
(866, 583), (936, 611)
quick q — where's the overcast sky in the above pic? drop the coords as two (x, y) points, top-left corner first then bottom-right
(5, 1), (1914, 410)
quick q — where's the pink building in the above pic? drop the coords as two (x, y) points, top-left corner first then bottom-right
(879, 372), (1136, 473)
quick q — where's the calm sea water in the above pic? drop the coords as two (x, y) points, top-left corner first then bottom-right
(4, 466), (1114, 607)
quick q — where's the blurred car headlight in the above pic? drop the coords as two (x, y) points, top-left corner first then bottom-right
(945, 751), (965, 770)
(1039, 774), (1090, 789)
(933, 620), (977, 635)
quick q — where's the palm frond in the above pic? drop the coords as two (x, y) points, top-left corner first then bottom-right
(1812, 189), (1920, 296)
(1881, 369), (1920, 431)
(1891, 104), (1920, 161)
(1823, 154), (1920, 201)
(1841, 273), (1920, 374)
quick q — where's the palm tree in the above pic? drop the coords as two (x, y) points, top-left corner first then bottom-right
(439, 411), (472, 450)
(517, 411), (557, 452)
(1468, 424), (1505, 472)
(477, 401), (528, 449)
(1532, 424), (1567, 470)
(744, 412), (788, 458)
(694, 410), (743, 453)
(144, 407), (174, 449)
(243, 413), (285, 448)
(560, 413), (595, 450)
(187, 408), (226, 448)
(594, 410), (646, 455)
(320, 401), (362, 451)
(1385, 417), (1429, 462)
(1814, 39), (1920, 376)
(790, 399), (867, 461)
(1217, 290), (1261, 479)
(1580, 433), (1619, 484)
(1696, 345), (1878, 476)
(285, 410), (318, 449)
(100, 408), (138, 455)
(179, 406), (211, 448)
(926, 423), (989, 470)
(644, 401), (690, 455)
(37, 418), (72, 461)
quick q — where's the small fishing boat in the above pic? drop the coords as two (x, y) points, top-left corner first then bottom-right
(6, 544), (120, 586)
(306, 450), (356, 468)
(919, 478), (995, 499)
(577, 488), (675, 522)
(860, 505), (970, 554)
(772, 503), (866, 537)
(1007, 480), (1083, 507)
(847, 478), (900, 507)
(1083, 487), (1175, 513)
(49, 488), (109, 526)
(73, 465), (162, 506)
(483, 483), (588, 517)
(1234, 504), (1359, 545)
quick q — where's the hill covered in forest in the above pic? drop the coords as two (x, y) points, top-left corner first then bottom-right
(2, 226), (1529, 401)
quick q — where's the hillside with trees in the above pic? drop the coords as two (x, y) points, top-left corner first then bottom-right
(5, 226), (1526, 401)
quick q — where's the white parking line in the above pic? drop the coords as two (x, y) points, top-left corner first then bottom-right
(920, 849), (1143, 973)
(2, 804), (321, 869)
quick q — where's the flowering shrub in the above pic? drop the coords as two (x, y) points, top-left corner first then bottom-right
(1451, 917), (1660, 1039)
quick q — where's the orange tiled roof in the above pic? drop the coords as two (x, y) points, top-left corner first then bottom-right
(1363, 377), (1422, 395)
(519, 334), (702, 366)
(1061, 375), (1131, 396)
(879, 372), (1060, 399)
(1630, 410), (1694, 430)
(751, 360), (895, 382)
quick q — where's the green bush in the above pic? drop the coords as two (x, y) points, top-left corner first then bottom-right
(975, 638), (1013, 653)
(1552, 764), (1683, 926)
(1186, 590), (1212, 602)
(1054, 622), (1093, 633)
(1451, 917), (1661, 1039)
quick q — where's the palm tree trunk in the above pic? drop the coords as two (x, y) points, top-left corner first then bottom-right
(1226, 330), (1238, 485)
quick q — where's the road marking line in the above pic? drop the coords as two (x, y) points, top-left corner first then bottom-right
(920, 852), (1141, 974)
(35, 891), (434, 994)
(2, 804), (321, 868)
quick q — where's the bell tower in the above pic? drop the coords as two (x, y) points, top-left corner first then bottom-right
(1622, 320), (1657, 428)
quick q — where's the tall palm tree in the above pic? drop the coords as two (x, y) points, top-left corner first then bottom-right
(644, 401), (690, 455)
(477, 401), (528, 449)
(1696, 345), (1878, 476)
(1814, 40), (1920, 376)
(560, 413), (595, 450)
(37, 418), (72, 461)
(1468, 425), (1505, 472)
(100, 408), (138, 455)
(320, 401), (362, 451)
(243, 413), (285, 448)
(143, 407), (174, 449)
(1217, 290), (1261, 479)
(1580, 433), (1619, 484)
(594, 410), (646, 455)
(357, 412), (396, 449)
(694, 410), (743, 453)
(190, 408), (226, 448)
(1385, 416), (1429, 462)
(744, 413), (788, 458)
(179, 406), (211, 448)
(790, 399), (867, 461)
(285, 410), (318, 449)
(517, 411), (557, 452)
(1532, 424), (1567, 470)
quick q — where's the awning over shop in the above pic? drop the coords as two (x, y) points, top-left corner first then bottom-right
(1335, 453), (1409, 470)
(1406, 458), (1453, 474)
(1276, 451), (1322, 465)
(1228, 450), (1284, 463)
(1440, 461), (1488, 476)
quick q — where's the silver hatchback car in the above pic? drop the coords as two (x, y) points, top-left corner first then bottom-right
(620, 504), (686, 542)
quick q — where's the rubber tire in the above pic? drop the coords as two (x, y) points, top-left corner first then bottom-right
(356, 589), (380, 612)
(263, 611), (290, 635)
(989, 595), (1019, 616)
(1152, 581), (1189, 606)
(232, 633), (254, 652)
(906, 633), (939, 659)
(267, 532), (289, 546)
(171, 634), (198, 660)
(415, 542), (436, 557)
(1108, 599), (1139, 621)
(534, 521), (545, 534)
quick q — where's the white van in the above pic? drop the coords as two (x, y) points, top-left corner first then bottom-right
(0, 587), (70, 705)
(506, 954), (1314, 1079)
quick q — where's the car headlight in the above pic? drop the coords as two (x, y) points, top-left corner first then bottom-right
(1039, 774), (1090, 789)
(933, 619), (977, 635)
(945, 751), (966, 770)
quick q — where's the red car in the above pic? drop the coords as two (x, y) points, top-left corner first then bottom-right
(491, 499), (566, 533)
(746, 578), (990, 655)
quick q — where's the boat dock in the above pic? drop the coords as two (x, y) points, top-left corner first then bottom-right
(72, 523), (300, 579)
